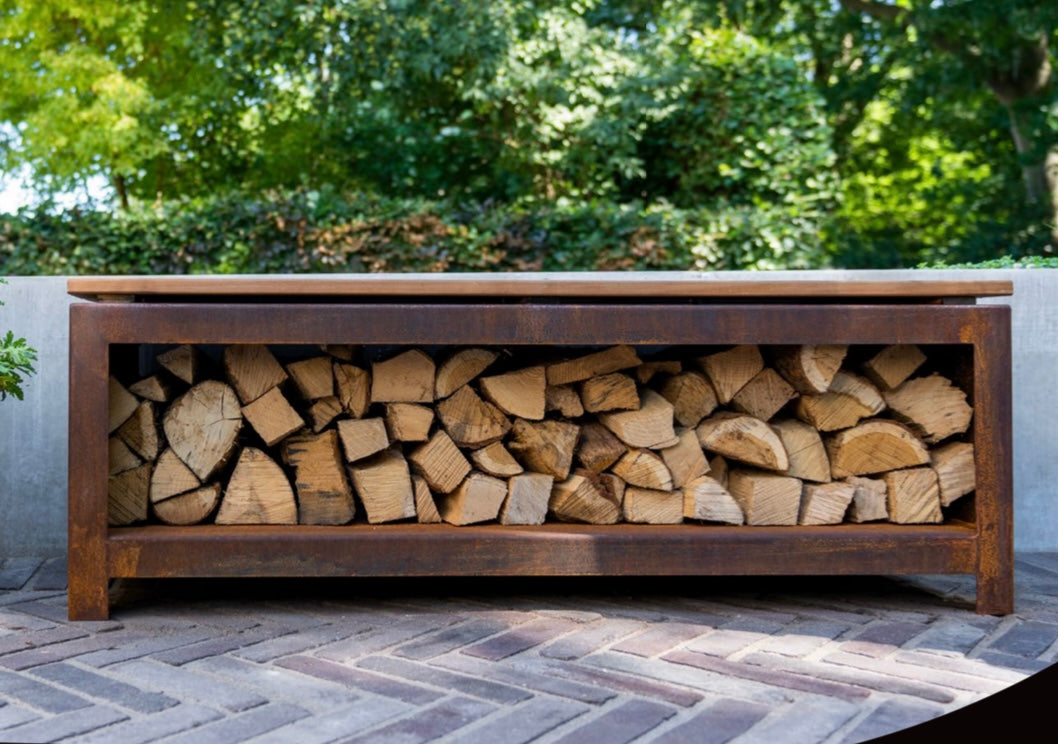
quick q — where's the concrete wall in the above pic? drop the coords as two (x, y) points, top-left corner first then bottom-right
(1, 271), (1054, 556)
(1, 277), (73, 556)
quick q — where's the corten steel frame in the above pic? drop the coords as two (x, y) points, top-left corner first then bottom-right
(68, 301), (1013, 620)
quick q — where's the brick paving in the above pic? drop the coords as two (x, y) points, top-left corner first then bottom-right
(0, 555), (1054, 742)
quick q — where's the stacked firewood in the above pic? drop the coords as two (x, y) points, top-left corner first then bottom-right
(106, 343), (975, 528)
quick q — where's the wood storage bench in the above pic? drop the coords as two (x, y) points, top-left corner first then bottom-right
(67, 274), (1014, 620)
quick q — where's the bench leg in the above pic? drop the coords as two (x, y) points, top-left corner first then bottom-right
(67, 306), (112, 621)
(67, 559), (110, 621)
(976, 568), (1014, 616)
(971, 309), (1014, 616)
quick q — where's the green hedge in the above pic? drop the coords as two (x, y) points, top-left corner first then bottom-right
(921, 255), (1058, 269)
(0, 189), (834, 275)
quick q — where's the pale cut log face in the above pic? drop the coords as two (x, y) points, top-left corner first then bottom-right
(153, 484), (221, 526)
(163, 380), (243, 481)
(223, 344), (288, 404)
(216, 448), (297, 525)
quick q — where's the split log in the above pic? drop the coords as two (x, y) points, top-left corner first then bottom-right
(336, 418), (390, 463)
(480, 366), (546, 420)
(845, 476), (889, 523)
(697, 345), (763, 404)
(320, 344), (356, 361)
(549, 473), (621, 524)
(772, 345), (847, 394)
(287, 356), (335, 400)
(830, 371), (886, 415)
(709, 455), (729, 489)
(659, 371), (717, 427)
(884, 467), (942, 524)
(546, 345), (642, 386)
(508, 419), (580, 480)
(575, 422), (627, 473)
(598, 389), (678, 449)
(307, 396), (342, 433)
(826, 420), (930, 478)
(727, 470), (802, 526)
(862, 345), (926, 390)
(696, 413), (789, 472)
(438, 473), (508, 526)
(150, 448), (201, 505)
(371, 349), (435, 403)
(799, 482), (856, 525)
(579, 373), (639, 413)
(636, 360), (682, 384)
(412, 475), (442, 524)
(282, 430), (356, 525)
(435, 348), (498, 399)
(795, 371), (885, 432)
(241, 386), (305, 447)
(883, 373), (973, 444)
(612, 449), (673, 491)
(117, 401), (159, 462)
(385, 403), (434, 442)
(623, 487), (683, 524)
(437, 385), (510, 447)
(772, 419), (830, 483)
(223, 344), (288, 404)
(334, 363), (371, 418)
(683, 476), (744, 525)
(216, 448), (297, 525)
(469, 442), (523, 478)
(108, 376), (139, 434)
(500, 472), (553, 525)
(349, 449), (416, 523)
(129, 375), (175, 403)
(157, 344), (207, 385)
(407, 430), (472, 494)
(109, 437), (141, 475)
(545, 385), (584, 418)
(152, 484), (221, 526)
(600, 473), (626, 508)
(660, 428), (709, 488)
(108, 462), (152, 526)
(164, 380), (243, 481)
(731, 368), (797, 422)
(931, 441), (975, 507)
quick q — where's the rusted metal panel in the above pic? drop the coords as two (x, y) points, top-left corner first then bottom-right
(66, 297), (1013, 619)
(67, 305), (113, 621)
(107, 524), (978, 579)
(84, 302), (990, 347)
(969, 306), (1015, 614)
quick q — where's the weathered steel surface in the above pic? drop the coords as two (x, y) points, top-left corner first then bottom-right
(77, 302), (988, 346)
(67, 308), (111, 621)
(969, 306), (1015, 614)
(67, 298), (1013, 619)
(106, 523), (978, 579)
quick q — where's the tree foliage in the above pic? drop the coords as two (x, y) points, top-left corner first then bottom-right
(1, 0), (1056, 268)
(0, 188), (841, 276)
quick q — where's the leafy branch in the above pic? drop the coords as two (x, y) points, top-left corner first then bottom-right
(0, 281), (38, 401)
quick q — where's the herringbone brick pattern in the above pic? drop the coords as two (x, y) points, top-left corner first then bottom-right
(0, 554), (1056, 743)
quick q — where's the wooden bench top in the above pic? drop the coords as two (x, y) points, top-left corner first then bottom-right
(67, 272), (1014, 301)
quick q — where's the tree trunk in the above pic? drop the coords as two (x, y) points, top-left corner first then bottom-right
(1006, 105), (1052, 207)
(113, 173), (130, 211)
